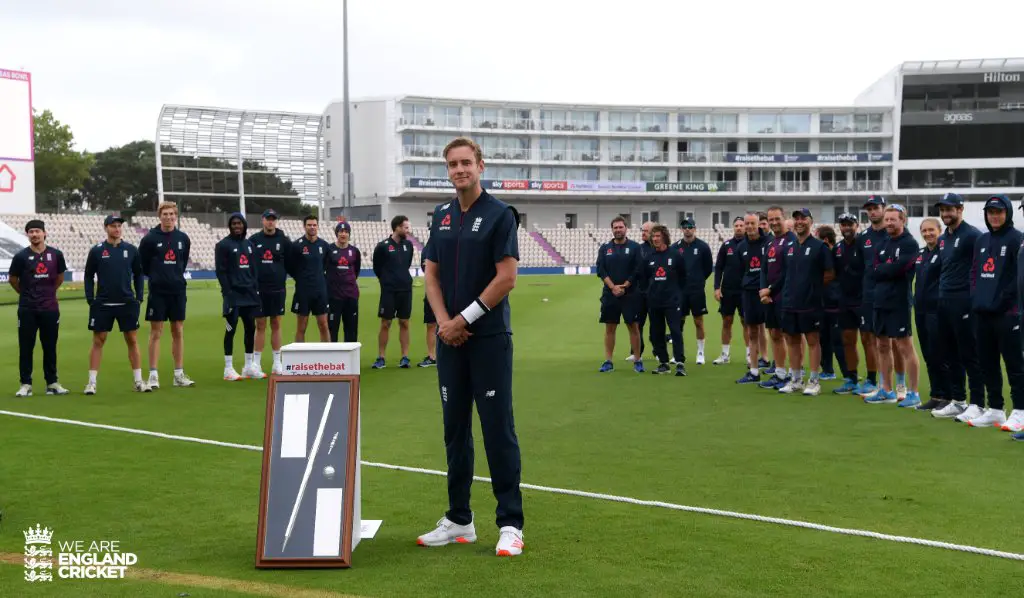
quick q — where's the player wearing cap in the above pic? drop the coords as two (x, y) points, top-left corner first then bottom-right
(735, 212), (768, 384)
(956, 195), (1024, 429)
(417, 248), (438, 367)
(930, 193), (986, 420)
(9, 219), (70, 397)
(216, 213), (261, 380)
(250, 209), (291, 375)
(913, 218), (948, 411)
(417, 137), (524, 557)
(139, 201), (194, 390)
(864, 204), (922, 406)
(596, 216), (643, 373)
(371, 215), (415, 369)
(774, 208), (833, 396)
(288, 215), (332, 343)
(84, 215), (148, 394)
(831, 213), (865, 394)
(671, 219), (713, 364)
(815, 225), (844, 381)
(712, 217), (747, 366)
(759, 206), (794, 389)
(639, 224), (688, 376)
(327, 220), (362, 343)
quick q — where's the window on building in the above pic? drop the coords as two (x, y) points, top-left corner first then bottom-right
(709, 114), (739, 133)
(677, 169), (706, 182)
(678, 113), (708, 132)
(780, 140), (810, 153)
(401, 103), (432, 125)
(439, 106), (461, 128)
(609, 111), (640, 132)
(748, 114), (777, 133)
(639, 112), (668, 132)
(819, 140), (849, 153)
(748, 141), (776, 154)
(780, 114), (811, 134)
(853, 140), (883, 153)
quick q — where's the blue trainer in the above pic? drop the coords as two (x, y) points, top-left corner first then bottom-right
(1012, 431), (1024, 441)
(399, 356), (411, 369)
(633, 360), (645, 373)
(759, 374), (784, 389)
(819, 372), (837, 381)
(772, 376), (791, 390)
(855, 381), (878, 396)
(864, 389), (898, 404)
(833, 378), (858, 394)
(898, 391), (922, 408)
(737, 371), (761, 384)
(599, 360), (614, 373)
(371, 357), (386, 369)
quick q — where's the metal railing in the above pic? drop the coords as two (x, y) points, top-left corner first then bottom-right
(537, 119), (599, 132)
(900, 98), (1016, 112)
(536, 149), (602, 161)
(819, 123), (886, 133)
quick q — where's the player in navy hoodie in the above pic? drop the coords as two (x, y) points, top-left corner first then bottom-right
(215, 213), (262, 381)
(637, 224), (688, 376)
(960, 195), (1024, 430)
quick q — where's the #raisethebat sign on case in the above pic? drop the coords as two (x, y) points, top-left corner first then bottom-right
(256, 375), (360, 568)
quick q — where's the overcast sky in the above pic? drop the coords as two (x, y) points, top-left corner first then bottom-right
(2, 0), (1019, 153)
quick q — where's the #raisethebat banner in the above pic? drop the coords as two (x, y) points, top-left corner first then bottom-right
(255, 375), (362, 568)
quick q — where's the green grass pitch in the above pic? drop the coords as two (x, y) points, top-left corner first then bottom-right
(0, 276), (1021, 597)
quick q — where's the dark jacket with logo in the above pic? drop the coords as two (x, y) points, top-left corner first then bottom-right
(872, 230), (919, 310)
(249, 229), (292, 293)
(637, 246), (687, 309)
(671, 237), (713, 293)
(372, 235), (414, 292)
(10, 246), (67, 311)
(637, 241), (654, 293)
(714, 236), (745, 294)
(139, 226), (190, 294)
(834, 237), (865, 308)
(84, 241), (144, 305)
(938, 220), (982, 300)
(914, 245), (942, 313)
(327, 244), (362, 300)
(737, 234), (767, 291)
(596, 239), (642, 297)
(288, 235), (332, 296)
(760, 231), (796, 298)
(215, 213), (260, 308)
(971, 195), (1022, 314)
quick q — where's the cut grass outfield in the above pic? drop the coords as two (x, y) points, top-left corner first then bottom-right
(0, 275), (1022, 597)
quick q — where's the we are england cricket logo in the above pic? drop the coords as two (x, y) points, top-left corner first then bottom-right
(23, 523), (139, 583)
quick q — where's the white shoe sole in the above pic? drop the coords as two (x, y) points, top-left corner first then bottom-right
(416, 533), (477, 547)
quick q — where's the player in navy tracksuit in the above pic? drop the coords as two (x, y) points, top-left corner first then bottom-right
(931, 193), (985, 420)
(371, 215), (415, 369)
(84, 215), (147, 394)
(736, 212), (768, 384)
(639, 224), (688, 376)
(831, 213), (865, 394)
(913, 218), (948, 411)
(856, 195), (894, 396)
(418, 250), (438, 368)
(288, 215), (332, 343)
(138, 201), (194, 389)
(759, 206), (796, 388)
(596, 216), (643, 373)
(250, 209), (291, 375)
(672, 218), (713, 364)
(776, 208), (833, 396)
(327, 220), (362, 344)
(712, 217), (747, 366)
(961, 195), (1024, 430)
(628, 222), (655, 362)
(9, 219), (70, 397)
(865, 205), (921, 406)
(815, 225), (845, 381)
(417, 137), (524, 557)
(216, 213), (262, 380)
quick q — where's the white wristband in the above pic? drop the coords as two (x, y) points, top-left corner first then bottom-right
(459, 298), (490, 325)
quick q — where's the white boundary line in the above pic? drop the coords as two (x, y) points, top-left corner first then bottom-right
(3, 409), (1023, 562)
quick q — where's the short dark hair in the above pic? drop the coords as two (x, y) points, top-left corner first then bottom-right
(391, 215), (409, 231)
(610, 216), (627, 227)
(816, 224), (836, 245)
(650, 224), (671, 246)
(767, 206), (784, 216)
(757, 211), (768, 221)
(303, 214), (318, 225)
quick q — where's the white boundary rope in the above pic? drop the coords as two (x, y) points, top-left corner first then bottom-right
(3, 409), (1022, 562)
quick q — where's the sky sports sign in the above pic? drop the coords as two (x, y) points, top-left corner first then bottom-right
(725, 153), (892, 164)
(406, 178), (723, 193)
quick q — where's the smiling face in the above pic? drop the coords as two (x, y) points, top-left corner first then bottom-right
(26, 227), (45, 246)
(792, 214), (811, 236)
(744, 214), (759, 240)
(732, 219), (744, 238)
(611, 220), (626, 241)
(939, 204), (963, 228)
(159, 206), (177, 231)
(767, 209), (784, 236)
(883, 209), (905, 236)
(230, 218), (245, 236)
(839, 220), (858, 242)
(920, 220), (940, 246)
(446, 144), (484, 193)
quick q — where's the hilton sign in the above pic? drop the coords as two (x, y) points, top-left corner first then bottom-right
(904, 70), (1024, 85)
(983, 72), (1021, 83)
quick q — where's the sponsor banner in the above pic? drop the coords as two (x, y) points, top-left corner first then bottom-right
(900, 110), (1024, 126)
(725, 153), (893, 164)
(565, 180), (646, 192)
(406, 177), (646, 192)
(645, 182), (722, 193)
(904, 71), (1023, 86)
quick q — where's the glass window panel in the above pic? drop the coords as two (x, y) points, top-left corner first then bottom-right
(748, 114), (777, 133)
(780, 114), (811, 134)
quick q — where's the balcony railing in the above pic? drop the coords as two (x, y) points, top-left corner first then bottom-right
(537, 119), (598, 132)
(398, 115), (462, 128)
(402, 145), (444, 158)
(819, 123), (885, 133)
(470, 117), (536, 130)
(402, 145), (532, 160)
(900, 98), (1018, 113)
(748, 181), (777, 192)
(779, 181), (812, 192)
(536, 149), (602, 161)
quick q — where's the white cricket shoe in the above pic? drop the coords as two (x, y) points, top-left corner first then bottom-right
(271, 363), (285, 375)
(955, 404), (984, 424)
(778, 380), (805, 394)
(1000, 409), (1024, 432)
(46, 383), (69, 395)
(802, 381), (822, 396)
(148, 372), (160, 389)
(134, 380), (152, 393)
(224, 367), (242, 381)
(967, 408), (1006, 428)
(932, 400), (966, 419)
(495, 526), (525, 557)
(416, 517), (477, 547)
(896, 383), (908, 400)
(624, 355), (636, 362)
(15, 384), (32, 397)
(669, 358), (677, 365)
(174, 372), (196, 387)
(243, 365), (267, 380)
(712, 354), (730, 365)
(83, 382), (97, 395)
(696, 352), (705, 365)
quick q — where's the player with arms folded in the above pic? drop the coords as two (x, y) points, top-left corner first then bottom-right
(596, 216), (643, 373)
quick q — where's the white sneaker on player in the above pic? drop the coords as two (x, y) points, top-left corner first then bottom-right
(495, 526), (525, 557)
(932, 400), (966, 419)
(624, 355), (636, 362)
(955, 404), (984, 424)
(246, 365), (268, 379)
(224, 367), (242, 381)
(46, 383), (69, 395)
(1000, 409), (1024, 432)
(669, 358), (677, 365)
(896, 383), (908, 400)
(696, 352), (705, 365)
(416, 517), (477, 547)
(15, 384), (32, 397)
(134, 380), (152, 393)
(778, 380), (804, 394)
(272, 362), (285, 375)
(802, 381), (821, 396)
(148, 372), (160, 389)
(967, 408), (1006, 428)
(712, 354), (730, 365)
(174, 372), (196, 387)
(83, 382), (97, 395)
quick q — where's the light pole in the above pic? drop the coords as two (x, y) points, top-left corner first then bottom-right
(341, 0), (353, 211)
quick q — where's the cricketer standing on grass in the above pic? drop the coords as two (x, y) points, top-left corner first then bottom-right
(371, 215), (415, 369)
(638, 224), (688, 376)
(736, 212), (768, 384)
(418, 136), (525, 558)
(864, 205), (921, 407)
(327, 220), (362, 344)
(672, 218), (713, 364)
(250, 209), (291, 374)
(626, 221), (654, 363)
(417, 249), (438, 368)
(759, 206), (795, 389)
(913, 218), (948, 411)
(596, 216), (643, 374)
(83, 215), (148, 395)
(931, 193), (986, 420)
(958, 195), (1024, 430)
(9, 219), (70, 397)
(712, 217), (747, 366)
(831, 213), (865, 395)
(138, 201), (195, 390)
(216, 213), (262, 381)
(815, 224), (843, 381)
(288, 215), (332, 343)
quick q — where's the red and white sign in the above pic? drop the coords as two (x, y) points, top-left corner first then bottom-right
(0, 68), (35, 213)
(0, 164), (15, 193)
